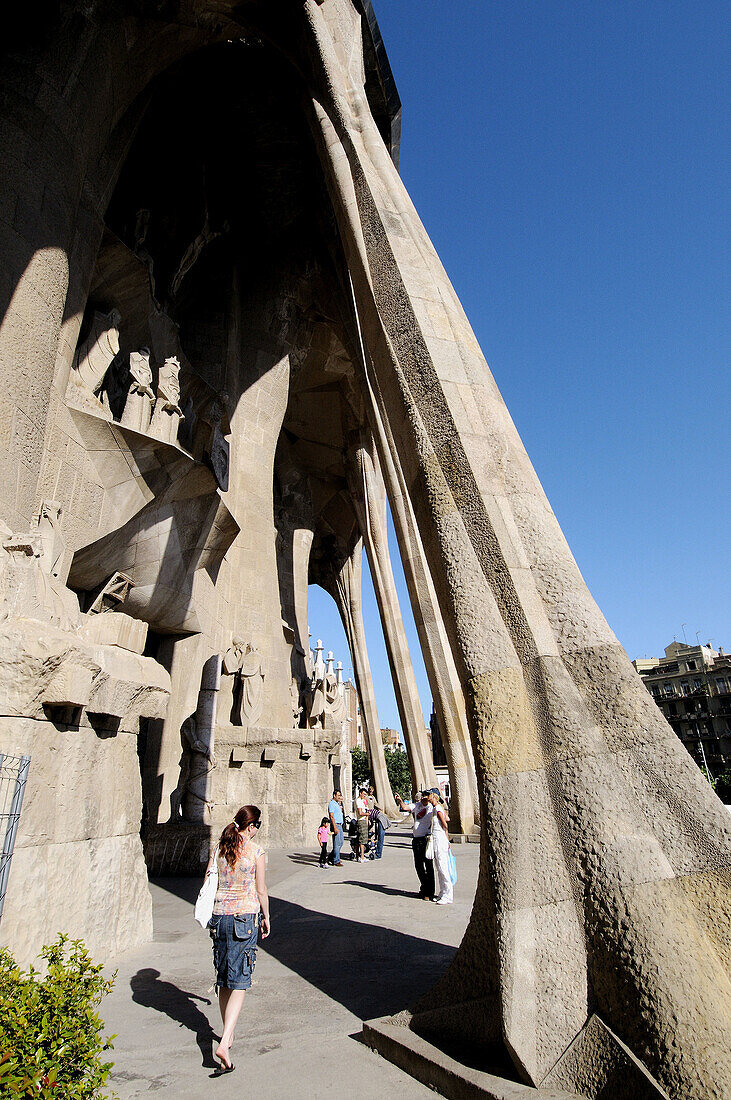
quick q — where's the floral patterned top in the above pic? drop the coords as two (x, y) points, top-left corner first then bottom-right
(212, 840), (264, 915)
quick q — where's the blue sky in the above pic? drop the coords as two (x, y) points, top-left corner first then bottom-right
(309, 0), (730, 732)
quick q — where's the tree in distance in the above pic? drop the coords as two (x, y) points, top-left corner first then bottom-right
(350, 745), (412, 799)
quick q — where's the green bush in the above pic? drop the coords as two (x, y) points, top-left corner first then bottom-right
(0, 935), (116, 1098)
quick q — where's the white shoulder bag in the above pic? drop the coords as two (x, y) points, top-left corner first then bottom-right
(194, 846), (219, 928)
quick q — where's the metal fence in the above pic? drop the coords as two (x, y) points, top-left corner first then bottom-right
(0, 753), (31, 925)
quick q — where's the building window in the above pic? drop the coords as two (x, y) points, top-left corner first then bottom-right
(681, 681), (690, 695)
(693, 679), (702, 691)
(650, 684), (661, 698)
(667, 702), (677, 716)
(663, 683), (674, 696)
(688, 660), (697, 670)
(715, 678), (728, 694)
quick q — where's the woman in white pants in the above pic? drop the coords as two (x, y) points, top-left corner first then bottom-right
(428, 791), (453, 904)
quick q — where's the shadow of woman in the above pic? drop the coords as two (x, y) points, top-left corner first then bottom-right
(130, 968), (217, 1068)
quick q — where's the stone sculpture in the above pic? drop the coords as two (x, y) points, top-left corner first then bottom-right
(120, 348), (155, 432)
(68, 308), (121, 418)
(307, 638), (327, 727)
(198, 398), (230, 491)
(36, 499), (66, 581)
(176, 654), (221, 822)
(1, 502), (79, 631)
(169, 209), (228, 299)
(87, 571), (134, 615)
(169, 712), (216, 823)
(223, 637), (265, 728)
(149, 355), (184, 444)
(325, 655), (347, 726)
(325, 653), (346, 723)
(290, 676), (303, 727)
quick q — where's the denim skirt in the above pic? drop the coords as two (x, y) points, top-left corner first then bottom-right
(208, 912), (260, 990)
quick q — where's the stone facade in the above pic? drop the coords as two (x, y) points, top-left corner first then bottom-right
(0, 3), (729, 1097)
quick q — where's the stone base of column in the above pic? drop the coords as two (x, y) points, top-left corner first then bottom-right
(362, 1014), (576, 1099)
(448, 832), (480, 843)
(362, 1011), (668, 1100)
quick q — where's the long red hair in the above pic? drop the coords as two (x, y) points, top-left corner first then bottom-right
(218, 805), (261, 868)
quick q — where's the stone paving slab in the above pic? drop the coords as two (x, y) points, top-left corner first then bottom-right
(103, 824), (480, 1098)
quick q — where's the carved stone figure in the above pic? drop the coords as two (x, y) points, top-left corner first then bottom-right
(307, 639), (327, 727)
(74, 309), (121, 394)
(120, 348), (155, 432)
(87, 571), (134, 615)
(290, 676), (303, 727)
(169, 208), (228, 299)
(149, 356), (184, 444)
(37, 500), (66, 582)
(223, 636), (265, 727)
(169, 712), (216, 823)
(0, 504), (79, 630)
(325, 652), (345, 722)
(198, 398), (230, 491)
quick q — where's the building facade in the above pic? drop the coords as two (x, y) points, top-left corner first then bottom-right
(634, 642), (731, 777)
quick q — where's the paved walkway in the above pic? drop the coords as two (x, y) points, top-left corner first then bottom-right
(103, 823), (479, 1098)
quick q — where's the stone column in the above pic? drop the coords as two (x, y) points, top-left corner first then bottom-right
(349, 297), (479, 834)
(347, 431), (437, 794)
(325, 538), (399, 818)
(305, 5), (731, 1096)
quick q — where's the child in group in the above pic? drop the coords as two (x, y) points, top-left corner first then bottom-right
(317, 817), (330, 867)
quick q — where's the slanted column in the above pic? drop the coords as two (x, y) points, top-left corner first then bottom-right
(361, 383), (480, 834)
(306, 7), (731, 1095)
(347, 432), (437, 794)
(326, 539), (399, 818)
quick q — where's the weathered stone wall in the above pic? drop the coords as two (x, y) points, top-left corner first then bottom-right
(0, 714), (152, 967)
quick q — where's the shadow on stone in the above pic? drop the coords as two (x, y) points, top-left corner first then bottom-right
(129, 967), (217, 1069)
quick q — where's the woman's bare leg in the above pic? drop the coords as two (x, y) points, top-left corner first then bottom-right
(217, 987), (230, 1028)
(215, 989), (245, 1067)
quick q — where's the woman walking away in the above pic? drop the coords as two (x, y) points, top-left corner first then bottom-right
(428, 789), (454, 904)
(206, 805), (271, 1074)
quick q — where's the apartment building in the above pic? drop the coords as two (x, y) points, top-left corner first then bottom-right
(633, 642), (731, 777)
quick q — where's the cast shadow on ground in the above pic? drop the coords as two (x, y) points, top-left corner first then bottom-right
(261, 895), (456, 1020)
(333, 879), (418, 899)
(286, 852), (323, 866)
(129, 967), (218, 1069)
(149, 875), (199, 903)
